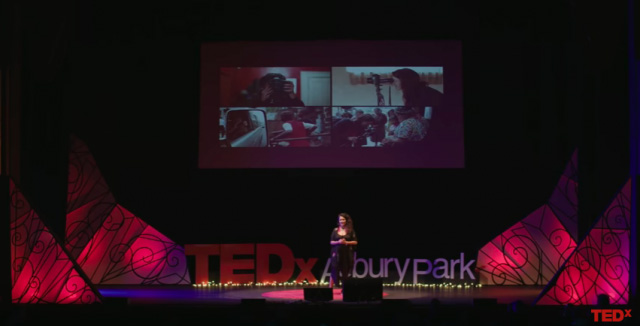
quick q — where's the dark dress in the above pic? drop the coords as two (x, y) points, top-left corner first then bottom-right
(330, 228), (357, 286)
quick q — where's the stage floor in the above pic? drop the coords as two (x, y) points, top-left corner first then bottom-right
(97, 284), (546, 306)
(9, 285), (608, 326)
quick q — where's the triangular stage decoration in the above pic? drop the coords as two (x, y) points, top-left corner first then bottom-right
(10, 179), (101, 303)
(547, 150), (579, 240)
(65, 136), (191, 284)
(476, 150), (578, 285)
(536, 179), (631, 305)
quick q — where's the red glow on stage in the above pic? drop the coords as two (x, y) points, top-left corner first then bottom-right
(261, 289), (388, 300)
(10, 180), (101, 304)
(477, 151), (578, 286)
(477, 206), (577, 285)
(72, 204), (191, 284)
(537, 179), (631, 305)
(66, 137), (191, 285)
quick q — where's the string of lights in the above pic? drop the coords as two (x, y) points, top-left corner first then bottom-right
(192, 281), (483, 289)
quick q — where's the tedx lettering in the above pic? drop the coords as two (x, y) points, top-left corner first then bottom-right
(591, 309), (632, 322)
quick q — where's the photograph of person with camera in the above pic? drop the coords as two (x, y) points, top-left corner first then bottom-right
(219, 67), (331, 107)
(267, 107), (332, 147)
(332, 107), (405, 147)
(331, 67), (443, 107)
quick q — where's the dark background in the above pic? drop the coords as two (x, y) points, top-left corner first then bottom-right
(5, 0), (631, 273)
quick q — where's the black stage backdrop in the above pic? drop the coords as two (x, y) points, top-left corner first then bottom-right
(13, 1), (630, 276)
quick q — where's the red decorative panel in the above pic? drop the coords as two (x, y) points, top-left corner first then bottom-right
(477, 205), (577, 285)
(75, 205), (190, 284)
(65, 137), (191, 284)
(547, 150), (578, 240)
(536, 179), (631, 305)
(66, 137), (117, 259)
(10, 179), (101, 303)
(476, 151), (578, 285)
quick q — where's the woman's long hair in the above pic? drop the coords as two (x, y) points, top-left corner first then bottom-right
(338, 212), (354, 234)
(392, 68), (427, 106)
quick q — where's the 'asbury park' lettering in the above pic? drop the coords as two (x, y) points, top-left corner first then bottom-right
(320, 252), (476, 284)
(185, 244), (476, 284)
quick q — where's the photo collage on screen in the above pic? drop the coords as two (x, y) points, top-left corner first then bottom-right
(218, 66), (443, 148)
